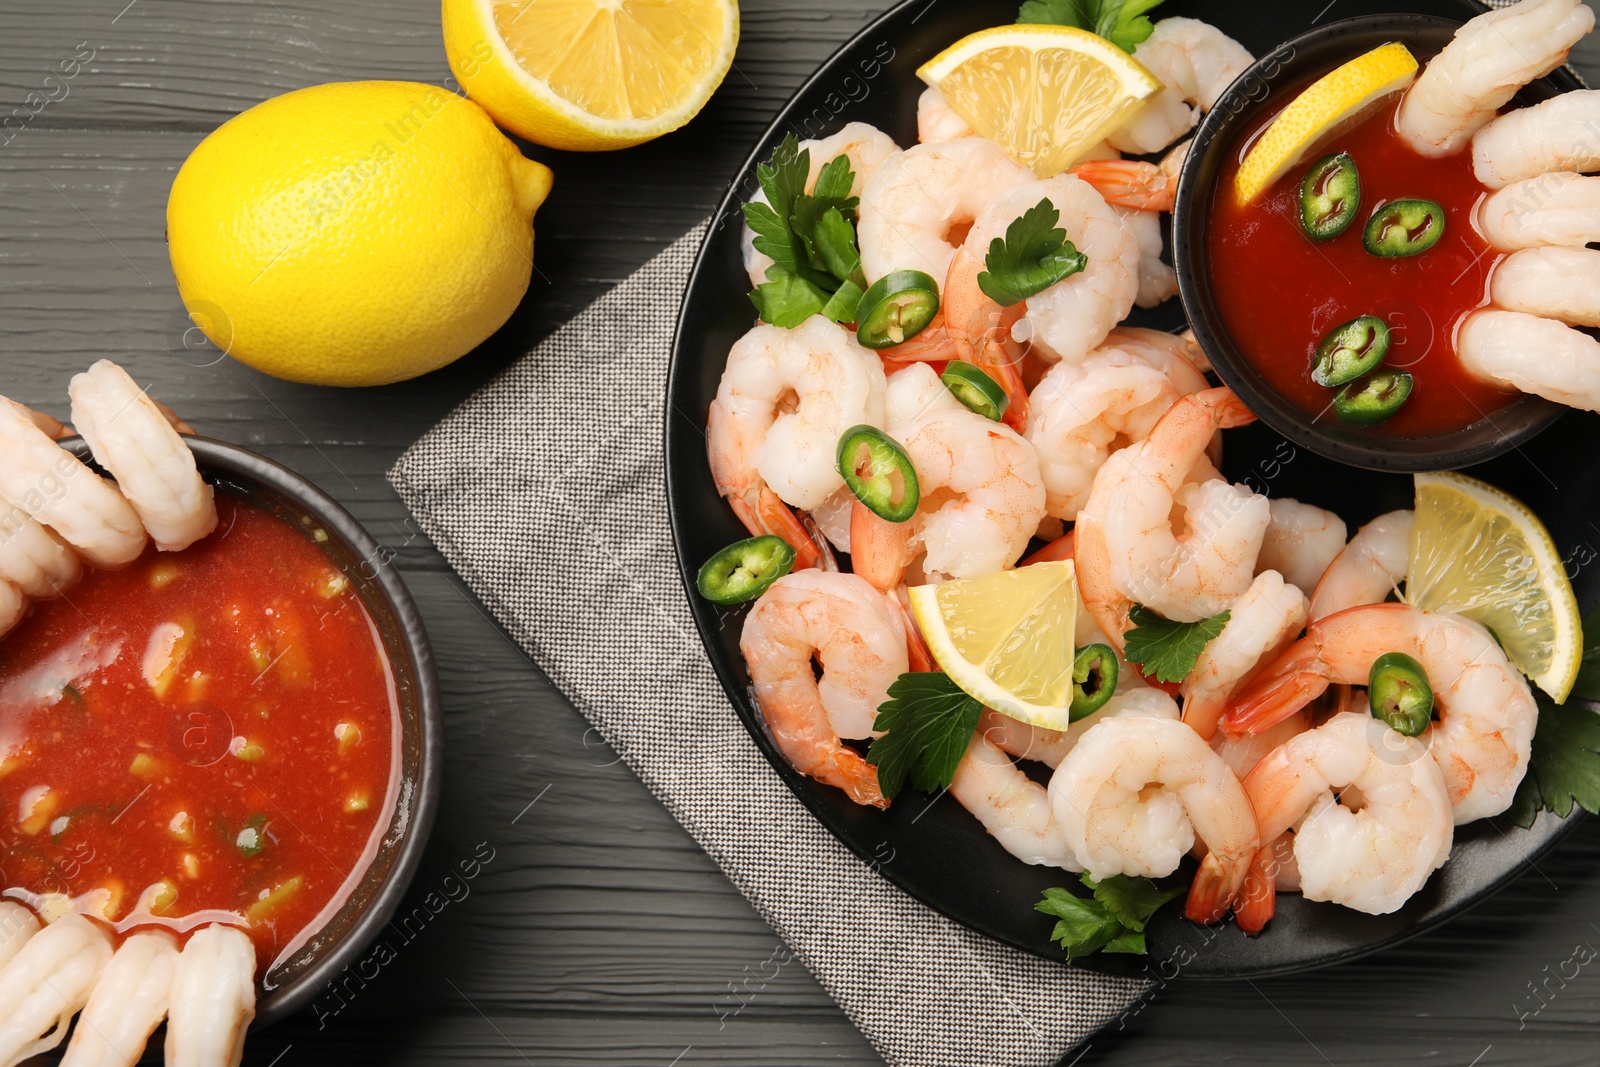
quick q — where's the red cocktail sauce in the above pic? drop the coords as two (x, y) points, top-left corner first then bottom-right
(0, 494), (398, 976)
(1206, 94), (1520, 437)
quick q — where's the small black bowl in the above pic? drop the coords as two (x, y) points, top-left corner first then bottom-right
(59, 435), (443, 1027)
(1172, 13), (1577, 472)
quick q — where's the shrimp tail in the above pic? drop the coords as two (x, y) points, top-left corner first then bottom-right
(848, 499), (912, 591)
(1221, 644), (1331, 735)
(729, 486), (827, 571)
(1022, 531), (1076, 566)
(1071, 159), (1176, 211)
(1184, 849), (1249, 924)
(1198, 385), (1258, 431)
(1232, 847), (1278, 936)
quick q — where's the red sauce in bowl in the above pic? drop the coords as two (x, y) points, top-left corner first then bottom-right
(0, 494), (398, 975)
(1206, 94), (1521, 437)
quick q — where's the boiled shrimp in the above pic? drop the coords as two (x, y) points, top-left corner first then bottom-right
(1458, 308), (1600, 411)
(977, 688), (1173, 770)
(0, 511), (81, 601)
(708, 317), (887, 568)
(1472, 89), (1600, 188)
(1180, 570), (1308, 740)
(0, 397), (145, 569)
(916, 87), (974, 143)
(1243, 712), (1453, 917)
(1309, 509), (1412, 621)
(0, 905), (38, 972)
(1257, 498), (1348, 596)
(59, 929), (178, 1067)
(1109, 18), (1254, 154)
(0, 913), (113, 1066)
(1226, 603), (1538, 824)
(165, 924), (255, 1067)
(1479, 171), (1600, 250)
(1212, 707), (1312, 781)
(1490, 246), (1600, 326)
(1050, 714), (1260, 922)
(1104, 327), (1211, 397)
(1397, 0), (1594, 158)
(741, 571), (908, 808)
(7, 401), (68, 440)
(69, 361), (217, 553)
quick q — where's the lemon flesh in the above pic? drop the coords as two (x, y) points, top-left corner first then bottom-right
(1408, 472), (1582, 703)
(1234, 42), (1419, 204)
(909, 561), (1079, 730)
(917, 25), (1161, 177)
(166, 81), (553, 387)
(443, 0), (738, 151)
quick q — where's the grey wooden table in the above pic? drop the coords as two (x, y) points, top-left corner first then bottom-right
(5, 2), (1600, 1064)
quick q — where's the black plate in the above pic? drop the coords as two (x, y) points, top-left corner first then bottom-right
(666, 0), (1593, 979)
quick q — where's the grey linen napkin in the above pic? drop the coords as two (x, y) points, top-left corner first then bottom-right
(388, 222), (1148, 1067)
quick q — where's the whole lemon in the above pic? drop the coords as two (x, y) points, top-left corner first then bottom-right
(167, 81), (553, 387)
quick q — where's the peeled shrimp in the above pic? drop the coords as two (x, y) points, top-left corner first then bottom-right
(857, 137), (1033, 284)
(1104, 327), (1211, 397)
(0, 905), (39, 972)
(1227, 603), (1538, 824)
(916, 87), (974, 143)
(1257, 498), (1348, 596)
(1050, 714), (1260, 922)
(1397, 0), (1594, 158)
(1212, 708), (1312, 781)
(1479, 171), (1600, 250)
(165, 924), (255, 1067)
(977, 688), (1174, 770)
(709, 317), (887, 567)
(1491, 246), (1600, 326)
(1244, 712), (1453, 915)
(1077, 388), (1267, 634)
(0, 512), (81, 601)
(60, 930), (179, 1067)
(1180, 570), (1308, 740)
(0, 580), (25, 639)
(68, 361), (217, 553)
(0, 398), (145, 569)
(741, 571), (907, 808)
(1459, 308), (1600, 411)
(1472, 89), (1600, 188)
(1109, 18), (1254, 154)
(1309, 509), (1412, 621)
(742, 122), (902, 287)
(0, 913), (113, 1065)
(7, 401), (68, 440)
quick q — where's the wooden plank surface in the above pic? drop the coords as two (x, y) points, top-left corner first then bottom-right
(3, 2), (1599, 1065)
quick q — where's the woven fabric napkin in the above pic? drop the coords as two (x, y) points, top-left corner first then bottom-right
(388, 222), (1146, 1066)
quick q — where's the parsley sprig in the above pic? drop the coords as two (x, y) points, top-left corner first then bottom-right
(1509, 604), (1600, 827)
(1122, 605), (1231, 685)
(866, 672), (983, 802)
(1038, 873), (1185, 961)
(977, 198), (1089, 307)
(743, 135), (869, 328)
(1017, 0), (1167, 52)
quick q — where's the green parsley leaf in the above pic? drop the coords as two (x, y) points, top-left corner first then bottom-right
(1036, 886), (1124, 962)
(811, 152), (857, 205)
(1523, 696), (1600, 822)
(819, 277), (866, 324)
(1017, 0), (1167, 52)
(812, 207), (867, 290)
(977, 198), (1089, 307)
(1122, 605), (1230, 684)
(1036, 873), (1182, 961)
(1086, 873), (1185, 931)
(1103, 930), (1148, 954)
(1568, 603), (1600, 702)
(756, 133), (808, 223)
(866, 672), (983, 801)
(749, 267), (827, 329)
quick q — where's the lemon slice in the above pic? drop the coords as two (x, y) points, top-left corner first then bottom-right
(441, 0), (739, 151)
(1234, 42), (1419, 204)
(1408, 472), (1582, 703)
(917, 25), (1161, 177)
(908, 561), (1079, 729)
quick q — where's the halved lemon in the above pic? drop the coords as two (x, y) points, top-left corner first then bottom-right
(1234, 42), (1418, 204)
(441, 0), (739, 151)
(908, 561), (1078, 729)
(1408, 471), (1582, 703)
(917, 25), (1161, 177)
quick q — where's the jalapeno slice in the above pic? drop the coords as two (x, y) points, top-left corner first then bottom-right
(1363, 198), (1446, 258)
(855, 270), (941, 349)
(1300, 152), (1362, 241)
(1069, 644), (1119, 722)
(696, 536), (797, 605)
(940, 360), (1010, 422)
(1313, 315), (1391, 387)
(1368, 651), (1434, 736)
(1334, 370), (1413, 425)
(837, 424), (920, 523)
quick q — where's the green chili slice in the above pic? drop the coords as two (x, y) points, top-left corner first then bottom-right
(855, 270), (941, 349)
(1313, 315), (1391, 387)
(1300, 152), (1362, 241)
(1333, 369), (1413, 425)
(696, 536), (797, 605)
(1070, 644), (1119, 722)
(1368, 651), (1433, 736)
(1363, 198), (1446, 258)
(940, 360), (1009, 422)
(837, 425), (920, 523)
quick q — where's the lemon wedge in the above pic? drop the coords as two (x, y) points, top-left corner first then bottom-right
(908, 561), (1079, 729)
(441, 0), (739, 151)
(917, 25), (1161, 177)
(1408, 471), (1582, 703)
(1234, 42), (1419, 204)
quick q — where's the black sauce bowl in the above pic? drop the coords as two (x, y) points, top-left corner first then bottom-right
(59, 435), (443, 1027)
(1172, 13), (1579, 472)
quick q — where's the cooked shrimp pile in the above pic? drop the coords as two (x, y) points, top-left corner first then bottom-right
(708, 2), (1571, 937)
